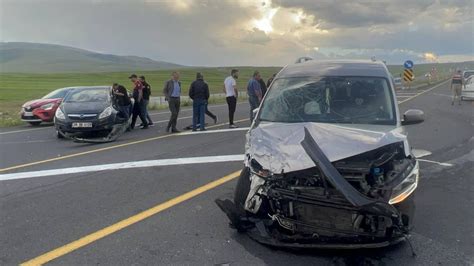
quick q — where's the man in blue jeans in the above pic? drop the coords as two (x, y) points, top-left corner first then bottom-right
(189, 72), (210, 131)
(247, 71), (263, 121)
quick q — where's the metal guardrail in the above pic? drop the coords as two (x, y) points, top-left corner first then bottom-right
(149, 93), (249, 107)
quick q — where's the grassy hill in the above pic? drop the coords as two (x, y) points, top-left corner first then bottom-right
(0, 42), (181, 73)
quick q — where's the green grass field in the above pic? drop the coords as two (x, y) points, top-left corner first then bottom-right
(0, 67), (280, 126)
(1, 62), (471, 127)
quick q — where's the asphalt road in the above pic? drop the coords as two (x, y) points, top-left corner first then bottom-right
(1, 80), (473, 265)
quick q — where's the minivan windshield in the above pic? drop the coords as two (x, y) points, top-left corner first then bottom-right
(64, 88), (110, 103)
(259, 76), (396, 125)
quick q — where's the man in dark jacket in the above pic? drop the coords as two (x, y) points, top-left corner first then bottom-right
(267, 73), (276, 88)
(258, 77), (267, 97)
(129, 74), (148, 129)
(189, 72), (210, 131)
(112, 83), (131, 121)
(163, 71), (181, 133)
(139, 76), (154, 126)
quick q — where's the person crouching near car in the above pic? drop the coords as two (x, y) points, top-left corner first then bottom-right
(189, 72), (210, 131)
(112, 83), (131, 122)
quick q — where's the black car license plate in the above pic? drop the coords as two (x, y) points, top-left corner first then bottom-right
(72, 122), (93, 128)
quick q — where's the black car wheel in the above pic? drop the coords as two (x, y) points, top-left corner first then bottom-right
(29, 122), (41, 126)
(56, 130), (64, 139)
(234, 167), (251, 213)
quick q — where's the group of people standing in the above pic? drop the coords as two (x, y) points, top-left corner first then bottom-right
(112, 74), (153, 130)
(225, 69), (276, 126)
(112, 69), (277, 133)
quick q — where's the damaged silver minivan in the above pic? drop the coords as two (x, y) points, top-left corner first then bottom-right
(216, 60), (425, 249)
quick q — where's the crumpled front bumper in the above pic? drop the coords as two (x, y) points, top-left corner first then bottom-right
(216, 127), (415, 249)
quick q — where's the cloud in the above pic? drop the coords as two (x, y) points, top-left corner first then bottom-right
(0, 0), (472, 66)
(241, 28), (272, 45)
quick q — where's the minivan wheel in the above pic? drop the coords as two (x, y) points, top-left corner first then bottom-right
(234, 167), (251, 213)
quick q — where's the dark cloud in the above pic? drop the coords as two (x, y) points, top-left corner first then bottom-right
(0, 0), (472, 66)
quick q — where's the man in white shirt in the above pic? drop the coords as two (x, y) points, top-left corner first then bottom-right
(224, 69), (239, 128)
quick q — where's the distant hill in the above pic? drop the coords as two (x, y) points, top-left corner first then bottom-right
(0, 42), (182, 73)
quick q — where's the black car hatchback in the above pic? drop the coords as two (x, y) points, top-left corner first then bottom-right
(54, 86), (121, 138)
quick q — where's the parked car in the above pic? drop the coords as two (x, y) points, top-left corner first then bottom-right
(20, 87), (74, 125)
(216, 60), (424, 249)
(461, 75), (474, 100)
(462, 70), (474, 84)
(54, 86), (122, 138)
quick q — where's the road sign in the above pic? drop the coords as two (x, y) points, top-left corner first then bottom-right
(403, 68), (415, 82)
(404, 60), (414, 69)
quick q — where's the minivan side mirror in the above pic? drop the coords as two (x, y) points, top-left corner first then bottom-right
(402, 109), (424, 125)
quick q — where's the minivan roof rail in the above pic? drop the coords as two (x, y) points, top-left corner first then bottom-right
(295, 56), (313, 64)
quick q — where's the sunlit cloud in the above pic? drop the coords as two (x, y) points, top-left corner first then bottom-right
(423, 52), (438, 62)
(253, 6), (279, 33)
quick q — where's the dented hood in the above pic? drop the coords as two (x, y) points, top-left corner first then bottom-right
(247, 122), (409, 173)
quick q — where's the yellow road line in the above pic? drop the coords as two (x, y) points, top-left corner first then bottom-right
(21, 170), (241, 266)
(0, 118), (249, 173)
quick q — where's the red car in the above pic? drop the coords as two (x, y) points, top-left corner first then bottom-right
(21, 87), (74, 125)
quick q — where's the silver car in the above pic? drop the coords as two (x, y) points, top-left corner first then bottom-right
(217, 60), (424, 249)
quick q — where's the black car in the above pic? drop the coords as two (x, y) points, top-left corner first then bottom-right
(54, 86), (123, 138)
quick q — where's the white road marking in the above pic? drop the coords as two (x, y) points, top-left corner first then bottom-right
(0, 155), (244, 181)
(399, 80), (450, 104)
(418, 159), (453, 167)
(0, 127), (52, 135)
(178, 127), (250, 135)
(396, 92), (419, 95)
(1, 140), (54, 145)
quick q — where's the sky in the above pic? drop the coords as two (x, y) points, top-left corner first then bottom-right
(1, 0), (473, 66)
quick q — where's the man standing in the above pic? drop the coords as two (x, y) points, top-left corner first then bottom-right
(112, 83), (131, 122)
(139, 76), (154, 126)
(247, 71), (263, 121)
(451, 70), (463, 105)
(258, 76), (267, 97)
(189, 72), (210, 131)
(163, 71), (181, 133)
(129, 74), (148, 129)
(224, 69), (239, 128)
(267, 73), (276, 88)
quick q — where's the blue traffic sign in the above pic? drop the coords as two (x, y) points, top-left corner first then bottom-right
(404, 60), (414, 69)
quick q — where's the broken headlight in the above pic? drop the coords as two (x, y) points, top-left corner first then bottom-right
(389, 161), (419, 204)
(249, 159), (272, 178)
